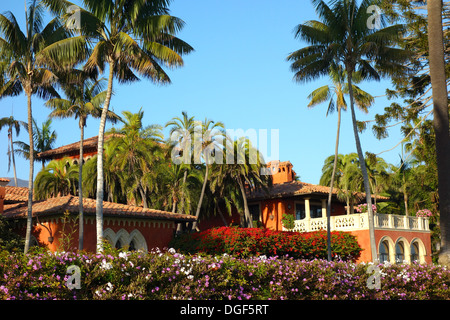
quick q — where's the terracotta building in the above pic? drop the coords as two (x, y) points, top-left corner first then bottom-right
(31, 136), (432, 263)
(0, 179), (196, 252)
(251, 161), (431, 264)
(200, 160), (432, 264)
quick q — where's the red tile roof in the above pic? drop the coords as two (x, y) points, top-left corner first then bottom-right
(35, 136), (104, 160)
(0, 178), (10, 182)
(4, 186), (29, 203)
(248, 181), (389, 201)
(3, 195), (197, 222)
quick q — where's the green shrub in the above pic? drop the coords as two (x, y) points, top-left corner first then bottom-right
(170, 227), (362, 262)
(281, 213), (296, 230)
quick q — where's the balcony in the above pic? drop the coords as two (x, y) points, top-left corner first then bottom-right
(285, 212), (430, 233)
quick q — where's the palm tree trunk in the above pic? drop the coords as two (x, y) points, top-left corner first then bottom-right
(216, 202), (229, 227)
(238, 176), (253, 228)
(78, 119), (84, 250)
(326, 105), (342, 261)
(191, 164), (209, 231)
(172, 200), (177, 213)
(95, 59), (115, 253)
(24, 90), (34, 254)
(347, 70), (377, 262)
(403, 191), (409, 217)
(427, 0), (450, 266)
(9, 131), (18, 187)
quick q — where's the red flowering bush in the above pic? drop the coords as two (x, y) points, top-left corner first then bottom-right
(170, 227), (362, 262)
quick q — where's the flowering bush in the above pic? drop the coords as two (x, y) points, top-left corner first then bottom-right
(416, 209), (433, 218)
(1, 248), (450, 300)
(170, 227), (362, 262)
(355, 203), (377, 213)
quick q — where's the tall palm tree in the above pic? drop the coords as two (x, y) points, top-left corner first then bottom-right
(287, 0), (410, 262)
(191, 118), (225, 231)
(166, 111), (197, 232)
(45, 0), (194, 252)
(45, 74), (120, 250)
(320, 152), (362, 214)
(307, 63), (374, 260)
(166, 111), (196, 166)
(0, 0), (86, 253)
(0, 116), (27, 187)
(426, 0), (450, 266)
(365, 152), (389, 208)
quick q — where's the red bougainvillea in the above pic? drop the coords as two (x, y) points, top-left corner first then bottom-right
(170, 227), (362, 262)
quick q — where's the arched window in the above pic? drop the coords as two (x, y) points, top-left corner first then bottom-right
(411, 242), (420, 262)
(379, 240), (390, 263)
(129, 230), (148, 252)
(395, 242), (405, 264)
(115, 239), (122, 249)
(103, 228), (115, 248)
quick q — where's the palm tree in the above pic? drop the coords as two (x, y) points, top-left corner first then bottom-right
(0, 0), (86, 253)
(209, 162), (248, 227)
(156, 162), (200, 215)
(217, 137), (271, 228)
(0, 116), (27, 187)
(365, 152), (389, 208)
(45, 0), (194, 252)
(397, 154), (413, 217)
(15, 118), (57, 169)
(307, 63), (374, 261)
(107, 109), (164, 209)
(320, 152), (362, 214)
(166, 111), (197, 231)
(34, 158), (78, 200)
(45, 74), (120, 250)
(190, 118), (225, 231)
(166, 111), (196, 166)
(426, 0), (450, 266)
(287, 0), (410, 262)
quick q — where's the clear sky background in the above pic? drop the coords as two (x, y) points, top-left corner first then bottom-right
(0, 0), (406, 186)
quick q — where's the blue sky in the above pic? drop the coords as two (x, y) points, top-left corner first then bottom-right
(0, 0), (405, 185)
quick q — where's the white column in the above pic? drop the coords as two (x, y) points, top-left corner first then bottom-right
(305, 198), (311, 220)
(321, 199), (327, 218)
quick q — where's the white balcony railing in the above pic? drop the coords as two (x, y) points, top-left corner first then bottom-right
(287, 212), (430, 233)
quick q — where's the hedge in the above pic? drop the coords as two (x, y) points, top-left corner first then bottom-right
(170, 227), (362, 262)
(1, 248), (450, 300)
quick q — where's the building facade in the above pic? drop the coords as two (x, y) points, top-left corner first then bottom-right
(30, 136), (433, 264)
(0, 180), (196, 252)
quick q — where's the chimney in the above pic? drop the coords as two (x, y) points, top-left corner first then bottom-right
(267, 161), (295, 184)
(0, 178), (9, 214)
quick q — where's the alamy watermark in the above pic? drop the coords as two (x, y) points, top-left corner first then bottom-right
(169, 128), (280, 176)
(367, 5), (382, 30)
(65, 5), (82, 30)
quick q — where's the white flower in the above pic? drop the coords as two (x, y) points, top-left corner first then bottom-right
(100, 259), (112, 270)
(168, 248), (176, 254)
(119, 252), (128, 260)
(187, 275), (194, 280)
(106, 282), (113, 291)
